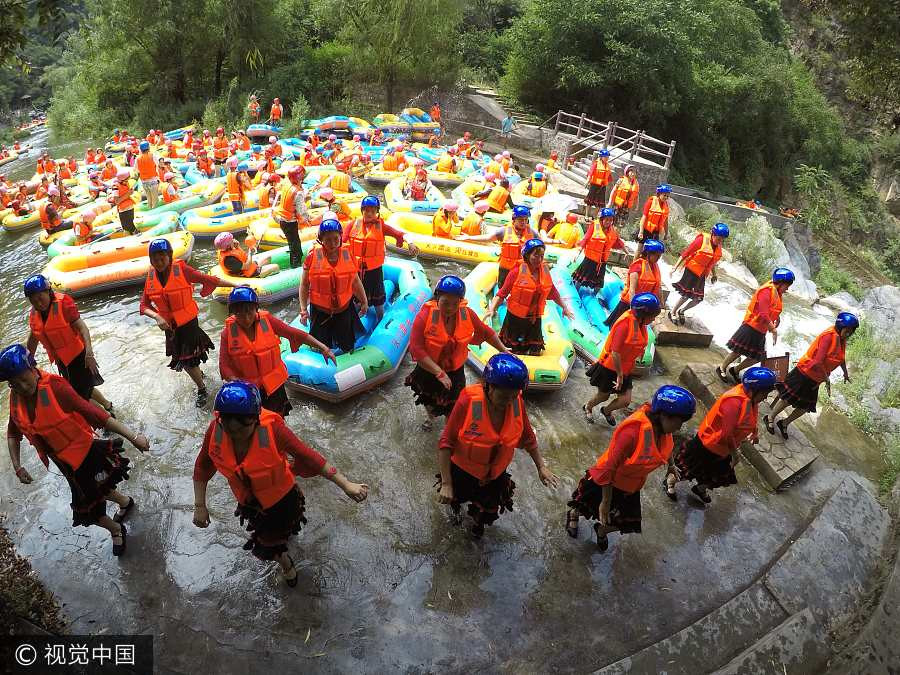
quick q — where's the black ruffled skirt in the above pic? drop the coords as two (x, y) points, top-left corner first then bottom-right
(437, 462), (516, 527)
(52, 438), (131, 527)
(672, 435), (737, 489)
(567, 472), (641, 534)
(405, 365), (466, 416)
(57, 349), (104, 401)
(499, 313), (544, 355)
(234, 485), (307, 561)
(726, 323), (767, 361)
(776, 367), (820, 412)
(165, 317), (214, 371)
(673, 269), (707, 300)
(572, 257), (607, 289)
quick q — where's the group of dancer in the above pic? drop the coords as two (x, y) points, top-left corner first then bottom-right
(3, 155), (860, 586)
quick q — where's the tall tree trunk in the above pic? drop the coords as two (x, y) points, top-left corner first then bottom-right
(214, 47), (225, 97)
(386, 69), (395, 113)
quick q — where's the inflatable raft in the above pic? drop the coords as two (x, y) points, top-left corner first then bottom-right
(180, 191), (264, 238)
(372, 113), (411, 137)
(246, 123), (282, 140)
(44, 230), (194, 297)
(383, 176), (443, 214)
(2, 193), (96, 233)
(208, 243), (314, 305)
(511, 179), (559, 209)
(282, 257), (431, 402)
(451, 180), (513, 226)
(463, 262), (576, 391)
(553, 261), (655, 376)
(46, 212), (181, 258)
(399, 108), (440, 141)
(92, 180), (225, 229)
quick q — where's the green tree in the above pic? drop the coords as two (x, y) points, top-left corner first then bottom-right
(335, 0), (463, 110)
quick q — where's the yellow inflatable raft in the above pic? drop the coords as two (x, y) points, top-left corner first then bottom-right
(511, 179), (559, 208)
(2, 193), (96, 232)
(463, 262), (576, 391)
(383, 176), (444, 214)
(44, 230), (194, 297)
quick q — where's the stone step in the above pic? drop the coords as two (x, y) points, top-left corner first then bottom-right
(655, 315), (714, 348)
(716, 608), (827, 674)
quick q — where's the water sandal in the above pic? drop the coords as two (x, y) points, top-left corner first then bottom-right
(565, 509), (579, 538)
(763, 414), (776, 435)
(599, 405), (616, 426)
(715, 366), (729, 383)
(663, 476), (678, 502)
(593, 524), (609, 552)
(776, 419), (789, 440)
(691, 484), (712, 504)
(112, 524), (127, 557)
(582, 404), (594, 423)
(113, 496), (134, 523)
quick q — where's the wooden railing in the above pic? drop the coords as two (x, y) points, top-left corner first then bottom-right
(543, 110), (676, 169)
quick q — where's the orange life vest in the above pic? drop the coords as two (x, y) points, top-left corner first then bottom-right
(248, 101), (260, 116)
(500, 157), (511, 173)
(460, 212), (483, 236)
(486, 185), (509, 213)
(207, 409), (296, 509)
(11, 371), (94, 470)
(38, 202), (62, 231)
(96, 151), (107, 163)
(197, 155), (213, 176)
(421, 300), (475, 371)
(29, 295), (85, 366)
(259, 187), (275, 209)
(507, 262), (553, 320)
(74, 218), (92, 240)
(213, 137), (229, 161)
(161, 182), (177, 203)
(307, 246), (357, 312)
(275, 183), (301, 222)
(584, 223), (620, 263)
(432, 211), (457, 238)
(436, 154), (455, 173)
(697, 384), (758, 457)
(498, 225), (535, 271)
(620, 258), (661, 303)
(593, 404), (673, 493)
(644, 196), (669, 233)
(600, 310), (648, 376)
(226, 171), (245, 203)
(223, 312), (288, 395)
(796, 327), (845, 384)
(67, 158), (78, 173)
(58, 166), (73, 180)
(588, 158), (611, 187)
(116, 182), (135, 212)
(238, 136), (251, 151)
(137, 152), (157, 180)
(485, 161), (502, 177)
(743, 282), (782, 333)
(381, 154), (399, 172)
(684, 233), (722, 278)
(451, 384), (524, 481)
(526, 179), (547, 197)
(43, 158), (56, 174)
(329, 172), (351, 193)
(348, 217), (386, 270)
(101, 164), (117, 180)
(270, 103), (283, 121)
(612, 176), (639, 209)
(143, 259), (199, 327)
(218, 247), (258, 278)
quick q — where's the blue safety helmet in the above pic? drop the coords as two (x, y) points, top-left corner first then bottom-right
(318, 218), (342, 239)
(23, 274), (51, 297)
(630, 292), (661, 312)
(483, 353), (529, 390)
(148, 238), (173, 256)
(214, 381), (261, 416)
(835, 312), (859, 330)
(139, 141), (150, 152)
(772, 267), (795, 284)
(742, 367), (777, 393)
(598, 149), (610, 158)
(642, 239), (665, 255)
(656, 183), (672, 194)
(650, 385), (696, 418)
(712, 222), (730, 238)
(228, 286), (259, 306)
(435, 275), (465, 297)
(512, 205), (531, 220)
(600, 207), (616, 219)
(533, 172), (544, 181)
(0, 344), (36, 381)
(361, 195), (380, 209)
(237, 161), (249, 172)
(521, 238), (546, 258)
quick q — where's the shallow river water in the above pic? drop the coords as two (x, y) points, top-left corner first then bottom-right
(0, 129), (881, 673)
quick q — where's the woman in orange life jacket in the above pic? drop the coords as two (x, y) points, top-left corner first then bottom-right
(212, 127), (230, 175)
(470, 176), (515, 215)
(716, 267), (795, 384)
(486, 238), (575, 355)
(431, 200), (460, 238)
(669, 222), (729, 324)
(566, 384), (695, 551)
(406, 275), (508, 430)
(192, 381), (368, 587)
(299, 218), (369, 354)
(437, 353), (559, 538)
(258, 172), (281, 209)
(459, 199), (490, 237)
(224, 157), (252, 213)
(634, 183), (672, 260)
(39, 186), (73, 235)
(466, 139), (485, 161)
(87, 170), (106, 199)
(160, 171), (178, 204)
(1, 344), (150, 557)
(344, 195), (420, 320)
(109, 169), (137, 234)
(219, 287), (336, 418)
(665, 367), (775, 505)
(214, 232), (280, 279)
(317, 188), (352, 223)
(459, 205), (540, 289)
(763, 312), (858, 439)
(100, 158), (117, 181)
(268, 97), (283, 125)
(584, 148), (613, 219)
(273, 165), (310, 269)
(607, 164), (640, 229)
(140, 238), (237, 407)
(23, 273), (114, 412)
(73, 208), (97, 246)
(57, 159), (73, 180)
(572, 207), (626, 290)
(404, 166), (430, 202)
(584, 293), (661, 426)
(136, 141), (159, 210)
(248, 94), (260, 123)
(603, 238), (664, 328)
